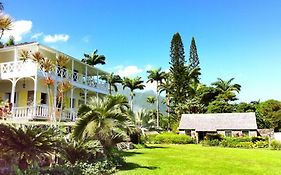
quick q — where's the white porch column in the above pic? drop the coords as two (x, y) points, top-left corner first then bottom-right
(71, 59), (74, 81)
(33, 75), (38, 108)
(14, 47), (18, 61)
(10, 79), (16, 106)
(70, 88), (74, 108)
(84, 90), (88, 104)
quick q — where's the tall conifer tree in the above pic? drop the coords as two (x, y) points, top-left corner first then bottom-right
(169, 32), (187, 105)
(189, 37), (200, 68)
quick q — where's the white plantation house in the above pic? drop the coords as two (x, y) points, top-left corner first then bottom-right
(0, 42), (108, 122)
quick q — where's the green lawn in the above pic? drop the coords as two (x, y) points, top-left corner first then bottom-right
(116, 144), (281, 175)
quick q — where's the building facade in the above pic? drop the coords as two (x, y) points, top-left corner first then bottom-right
(0, 42), (108, 122)
(179, 113), (258, 142)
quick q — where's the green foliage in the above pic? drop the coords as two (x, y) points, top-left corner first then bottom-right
(255, 141), (269, 148)
(207, 100), (235, 113)
(189, 37), (200, 68)
(205, 133), (224, 141)
(201, 139), (220, 147)
(256, 99), (281, 131)
(144, 133), (195, 144)
(100, 72), (122, 94)
(82, 49), (106, 66)
(271, 140), (281, 150)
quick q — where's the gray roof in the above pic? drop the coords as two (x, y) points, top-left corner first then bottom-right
(179, 113), (257, 131)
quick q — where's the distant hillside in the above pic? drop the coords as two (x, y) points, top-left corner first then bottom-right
(116, 86), (167, 114)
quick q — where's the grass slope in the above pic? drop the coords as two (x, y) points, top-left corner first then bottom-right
(116, 144), (281, 175)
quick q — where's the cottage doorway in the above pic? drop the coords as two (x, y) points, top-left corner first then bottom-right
(198, 132), (206, 141)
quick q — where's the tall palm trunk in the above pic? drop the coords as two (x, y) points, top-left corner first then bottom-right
(130, 93), (133, 111)
(156, 81), (160, 128)
(109, 84), (112, 95)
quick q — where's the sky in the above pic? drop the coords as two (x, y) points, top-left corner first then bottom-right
(3, 0), (281, 102)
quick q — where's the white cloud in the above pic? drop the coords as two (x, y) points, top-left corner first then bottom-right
(145, 64), (153, 71)
(31, 32), (43, 39)
(143, 81), (157, 92)
(3, 20), (32, 42)
(115, 65), (143, 77)
(43, 34), (69, 43)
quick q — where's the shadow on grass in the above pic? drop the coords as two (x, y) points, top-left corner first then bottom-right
(119, 162), (158, 171)
(121, 151), (144, 157)
(145, 145), (167, 149)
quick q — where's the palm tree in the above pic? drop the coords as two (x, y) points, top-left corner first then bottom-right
(0, 14), (12, 40)
(147, 68), (165, 128)
(82, 49), (106, 66)
(122, 76), (145, 111)
(185, 66), (201, 97)
(100, 72), (122, 95)
(19, 49), (30, 62)
(211, 78), (241, 102)
(73, 94), (130, 151)
(146, 96), (156, 105)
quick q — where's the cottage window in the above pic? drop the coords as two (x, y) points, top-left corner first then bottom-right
(41, 93), (47, 105)
(225, 130), (232, 137)
(242, 130), (249, 136)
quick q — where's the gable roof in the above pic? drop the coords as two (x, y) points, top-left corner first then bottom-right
(179, 113), (257, 131)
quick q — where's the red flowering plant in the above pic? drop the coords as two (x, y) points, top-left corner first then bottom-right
(44, 76), (54, 86)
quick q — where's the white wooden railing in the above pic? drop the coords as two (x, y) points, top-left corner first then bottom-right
(12, 105), (77, 121)
(0, 60), (37, 79)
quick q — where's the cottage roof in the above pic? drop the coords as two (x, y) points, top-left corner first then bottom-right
(179, 113), (257, 131)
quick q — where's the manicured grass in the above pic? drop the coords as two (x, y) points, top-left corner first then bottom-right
(116, 144), (281, 175)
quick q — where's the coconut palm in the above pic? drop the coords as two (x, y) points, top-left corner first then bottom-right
(56, 54), (69, 68)
(100, 72), (122, 95)
(211, 78), (241, 102)
(0, 14), (12, 40)
(82, 49), (106, 66)
(122, 76), (145, 111)
(147, 68), (165, 128)
(19, 49), (30, 62)
(73, 94), (130, 151)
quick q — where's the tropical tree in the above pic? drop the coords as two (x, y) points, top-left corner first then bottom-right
(82, 49), (106, 66)
(147, 68), (165, 128)
(122, 76), (145, 111)
(146, 96), (156, 105)
(73, 94), (130, 151)
(0, 124), (59, 170)
(0, 14), (12, 40)
(100, 72), (122, 95)
(211, 78), (241, 102)
(189, 37), (200, 68)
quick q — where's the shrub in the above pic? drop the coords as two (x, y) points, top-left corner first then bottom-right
(251, 136), (267, 143)
(271, 140), (281, 150)
(205, 133), (223, 141)
(201, 139), (220, 147)
(236, 142), (255, 149)
(144, 133), (195, 144)
(255, 140), (269, 148)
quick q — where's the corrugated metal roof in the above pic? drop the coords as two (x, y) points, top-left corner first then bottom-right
(179, 113), (257, 131)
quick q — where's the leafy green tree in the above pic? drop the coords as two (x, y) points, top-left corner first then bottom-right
(256, 100), (281, 131)
(5, 35), (15, 46)
(147, 68), (165, 128)
(82, 49), (106, 66)
(175, 97), (205, 115)
(211, 78), (241, 102)
(122, 76), (145, 111)
(146, 96), (156, 105)
(235, 102), (257, 112)
(100, 72), (122, 94)
(73, 94), (129, 151)
(189, 37), (200, 68)
(207, 100), (235, 113)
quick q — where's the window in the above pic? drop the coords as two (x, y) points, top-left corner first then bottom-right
(57, 67), (67, 78)
(73, 70), (78, 81)
(225, 130), (232, 137)
(185, 130), (191, 136)
(27, 91), (34, 105)
(5, 92), (16, 104)
(41, 93), (47, 105)
(70, 99), (75, 108)
(242, 130), (249, 136)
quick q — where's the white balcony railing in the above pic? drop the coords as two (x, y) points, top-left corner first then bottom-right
(12, 105), (77, 121)
(0, 60), (37, 79)
(0, 60), (108, 92)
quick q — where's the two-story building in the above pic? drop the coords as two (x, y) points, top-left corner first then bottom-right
(0, 42), (108, 122)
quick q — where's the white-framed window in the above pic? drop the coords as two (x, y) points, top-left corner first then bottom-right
(225, 130), (232, 137)
(242, 130), (249, 136)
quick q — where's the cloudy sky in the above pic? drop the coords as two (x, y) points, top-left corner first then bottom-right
(3, 0), (281, 102)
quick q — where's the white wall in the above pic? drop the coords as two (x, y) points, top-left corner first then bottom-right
(274, 132), (281, 141)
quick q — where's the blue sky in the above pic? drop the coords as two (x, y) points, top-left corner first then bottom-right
(3, 0), (281, 102)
